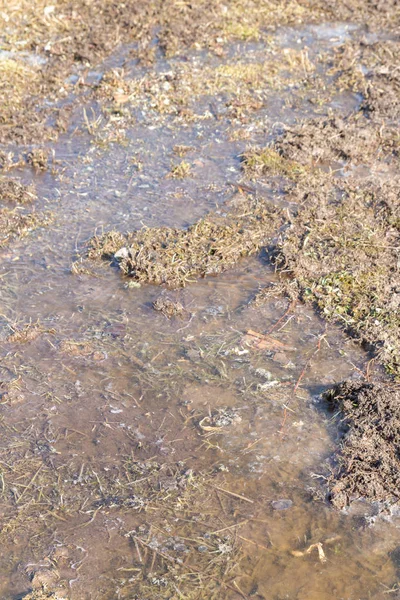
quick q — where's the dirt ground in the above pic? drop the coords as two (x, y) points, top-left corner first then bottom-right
(325, 381), (400, 510)
(1, 1), (400, 599)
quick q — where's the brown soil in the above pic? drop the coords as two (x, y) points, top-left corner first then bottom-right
(330, 39), (400, 122)
(273, 116), (400, 166)
(325, 381), (400, 510)
(3, 1), (400, 596)
(2, 0), (400, 144)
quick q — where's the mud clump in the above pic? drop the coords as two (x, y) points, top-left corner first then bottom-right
(0, 178), (37, 205)
(26, 148), (51, 171)
(325, 381), (400, 510)
(153, 295), (185, 318)
(88, 198), (282, 287)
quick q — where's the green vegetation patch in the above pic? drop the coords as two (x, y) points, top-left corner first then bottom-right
(241, 146), (308, 180)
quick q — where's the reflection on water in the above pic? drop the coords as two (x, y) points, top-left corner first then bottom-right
(0, 21), (399, 600)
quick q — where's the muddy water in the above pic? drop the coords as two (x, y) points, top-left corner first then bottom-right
(1, 22), (400, 600)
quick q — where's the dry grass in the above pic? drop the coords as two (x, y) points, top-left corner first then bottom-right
(87, 197), (282, 287)
(6, 320), (55, 343)
(0, 208), (51, 247)
(277, 176), (400, 377)
(0, 178), (37, 204)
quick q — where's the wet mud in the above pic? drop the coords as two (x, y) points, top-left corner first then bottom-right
(0, 3), (400, 600)
(325, 381), (400, 510)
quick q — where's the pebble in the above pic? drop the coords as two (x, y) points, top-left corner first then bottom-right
(271, 499), (293, 511)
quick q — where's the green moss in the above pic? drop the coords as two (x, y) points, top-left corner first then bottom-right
(242, 147), (308, 180)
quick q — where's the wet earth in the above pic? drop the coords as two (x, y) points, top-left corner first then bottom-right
(0, 16), (400, 600)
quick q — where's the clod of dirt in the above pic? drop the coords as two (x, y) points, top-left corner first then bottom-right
(153, 295), (185, 318)
(325, 381), (400, 510)
(271, 499), (293, 510)
(22, 561), (67, 599)
(199, 408), (242, 431)
(59, 339), (94, 357)
(88, 197), (282, 287)
(26, 148), (50, 170)
(0, 178), (37, 204)
(31, 568), (59, 590)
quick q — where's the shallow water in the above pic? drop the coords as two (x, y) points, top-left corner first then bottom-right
(0, 22), (399, 600)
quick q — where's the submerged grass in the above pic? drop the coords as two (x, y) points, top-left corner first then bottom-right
(0, 178), (37, 205)
(0, 208), (51, 248)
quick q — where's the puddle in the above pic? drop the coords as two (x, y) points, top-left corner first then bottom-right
(0, 22), (399, 600)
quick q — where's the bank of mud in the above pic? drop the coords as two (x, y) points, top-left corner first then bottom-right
(1, 2), (400, 599)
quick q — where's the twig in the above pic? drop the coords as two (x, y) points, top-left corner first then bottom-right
(210, 485), (254, 504)
(267, 299), (297, 334)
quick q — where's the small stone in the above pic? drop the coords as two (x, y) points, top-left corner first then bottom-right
(271, 499), (293, 510)
(114, 247), (129, 260)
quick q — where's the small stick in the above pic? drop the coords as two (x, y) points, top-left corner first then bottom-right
(133, 537), (142, 563)
(233, 580), (250, 600)
(238, 535), (270, 551)
(209, 520), (248, 535)
(268, 299), (296, 334)
(210, 485), (254, 504)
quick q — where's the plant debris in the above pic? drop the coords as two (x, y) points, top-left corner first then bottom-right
(88, 197), (282, 287)
(153, 295), (185, 318)
(276, 176), (400, 378)
(6, 321), (55, 343)
(26, 148), (51, 171)
(0, 208), (50, 247)
(0, 178), (37, 205)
